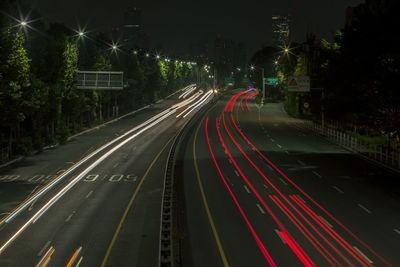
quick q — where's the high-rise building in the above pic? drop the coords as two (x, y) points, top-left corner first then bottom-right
(122, 7), (142, 49)
(271, 14), (291, 47)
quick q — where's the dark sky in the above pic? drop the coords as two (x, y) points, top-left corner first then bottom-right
(27, 0), (364, 56)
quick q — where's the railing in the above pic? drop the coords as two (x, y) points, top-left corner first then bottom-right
(302, 121), (400, 171)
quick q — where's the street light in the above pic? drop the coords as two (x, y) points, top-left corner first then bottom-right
(78, 31), (84, 37)
(20, 21), (27, 26)
(146, 53), (150, 57)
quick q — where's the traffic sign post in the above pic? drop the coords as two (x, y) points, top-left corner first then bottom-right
(288, 76), (310, 92)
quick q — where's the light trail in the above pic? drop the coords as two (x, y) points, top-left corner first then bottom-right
(206, 118), (276, 267)
(176, 90), (210, 118)
(0, 90), (208, 255)
(178, 90), (214, 118)
(228, 112), (392, 267)
(178, 84), (197, 99)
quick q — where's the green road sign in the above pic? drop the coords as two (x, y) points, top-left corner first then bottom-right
(224, 77), (234, 85)
(266, 77), (279, 86)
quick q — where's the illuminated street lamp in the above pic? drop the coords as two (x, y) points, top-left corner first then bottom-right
(146, 53), (149, 57)
(20, 21), (27, 26)
(78, 31), (84, 37)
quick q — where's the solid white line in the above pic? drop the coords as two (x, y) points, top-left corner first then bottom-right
(279, 178), (288, 186)
(243, 185), (251, 194)
(353, 246), (373, 264)
(319, 215), (333, 228)
(297, 160), (306, 166)
(37, 241), (51, 257)
(85, 190), (93, 199)
(256, 204), (265, 214)
(394, 229), (400, 235)
(274, 229), (286, 244)
(234, 170), (240, 177)
(277, 144), (282, 149)
(332, 186), (344, 194)
(312, 171), (322, 178)
(358, 204), (372, 214)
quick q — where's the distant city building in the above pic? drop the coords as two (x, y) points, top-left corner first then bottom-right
(271, 14), (291, 47)
(212, 34), (246, 71)
(120, 7), (149, 49)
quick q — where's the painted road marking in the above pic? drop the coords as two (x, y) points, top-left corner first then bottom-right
(228, 159), (232, 164)
(56, 169), (65, 174)
(353, 246), (373, 264)
(234, 170), (240, 177)
(279, 178), (288, 186)
(275, 229), (286, 244)
(256, 204), (265, 214)
(270, 138), (275, 142)
(358, 204), (372, 214)
(332, 186), (344, 194)
(295, 194), (306, 203)
(297, 160), (306, 166)
(263, 184), (268, 189)
(394, 229), (400, 235)
(267, 165), (273, 171)
(319, 215), (333, 228)
(243, 185), (251, 194)
(85, 190), (93, 199)
(277, 144), (282, 149)
(37, 241), (51, 257)
(65, 212), (75, 222)
(113, 163), (119, 168)
(312, 171), (322, 178)
(66, 162), (75, 165)
(285, 150), (290, 155)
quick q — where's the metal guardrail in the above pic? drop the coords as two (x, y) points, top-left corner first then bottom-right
(302, 121), (400, 171)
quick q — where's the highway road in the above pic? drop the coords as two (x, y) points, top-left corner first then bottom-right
(0, 85), (214, 266)
(180, 89), (400, 266)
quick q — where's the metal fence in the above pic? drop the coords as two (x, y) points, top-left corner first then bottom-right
(302, 121), (400, 171)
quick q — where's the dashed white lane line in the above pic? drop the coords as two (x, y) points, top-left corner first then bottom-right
(234, 170), (240, 177)
(332, 186), (344, 194)
(267, 165), (274, 171)
(263, 184), (268, 189)
(243, 185), (251, 194)
(295, 194), (306, 203)
(285, 150), (290, 155)
(56, 169), (65, 174)
(277, 144), (282, 149)
(297, 160), (306, 166)
(270, 138), (275, 142)
(37, 241), (51, 256)
(274, 229), (286, 244)
(256, 204), (266, 214)
(279, 178), (288, 186)
(85, 190), (94, 199)
(394, 229), (400, 235)
(353, 246), (373, 264)
(65, 211), (75, 222)
(113, 163), (119, 168)
(228, 159), (232, 164)
(66, 162), (75, 165)
(358, 204), (372, 214)
(319, 215), (333, 228)
(312, 171), (322, 178)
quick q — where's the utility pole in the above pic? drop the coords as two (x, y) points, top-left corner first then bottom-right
(262, 67), (265, 101)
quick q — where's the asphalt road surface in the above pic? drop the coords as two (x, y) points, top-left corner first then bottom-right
(180, 90), (400, 266)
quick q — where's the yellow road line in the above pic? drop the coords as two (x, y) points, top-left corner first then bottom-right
(193, 117), (229, 267)
(100, 136), (174, 267)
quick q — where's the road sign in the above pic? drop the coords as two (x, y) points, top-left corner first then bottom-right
(288, 76), (310, 92)
(224, 77), (234, 86)
(76, 71), (124, 90)
(266, 77), (279, 86)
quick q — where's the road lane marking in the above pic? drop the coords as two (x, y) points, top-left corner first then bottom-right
(101, 136), (175, 267)
(270, 138), (275, 142)
(228, 159), (232, 164)
(113, 163), (119, 168)
(332, 186), (344, 194)
(65, 212), (75, 222)
(394, 229), (400, 235)
(285, 150), (290, 155)
(234, 170), (240, 177)
(267, 165), (273, 171)
(243, 185), (251, 193)
(312, 171), (322, 178)
(263, 184), (268, 189)
(358, 204), (372, 214)
(85, 190), (93, 198)
(295, 194), (306, 203)
(66, 162), (75, 165)
(279, 178), (288, 185)
(319, 215), (333, 228)
(277, 144), (282, 149)
(274, 229), (286, 244)
(37, 241), (51, 257)
(56, 169), (65, 174)
(353, 246), (373, 264)
(193, 118), (229, 267)
(256, 204), (265, 214)
(297, 160), (306, 166)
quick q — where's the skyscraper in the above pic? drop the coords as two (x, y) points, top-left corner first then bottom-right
(271, 14), (291, 47)
(122, 7), (142, 49)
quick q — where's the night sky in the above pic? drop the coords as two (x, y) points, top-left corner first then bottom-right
(26, 0), (364, 56)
